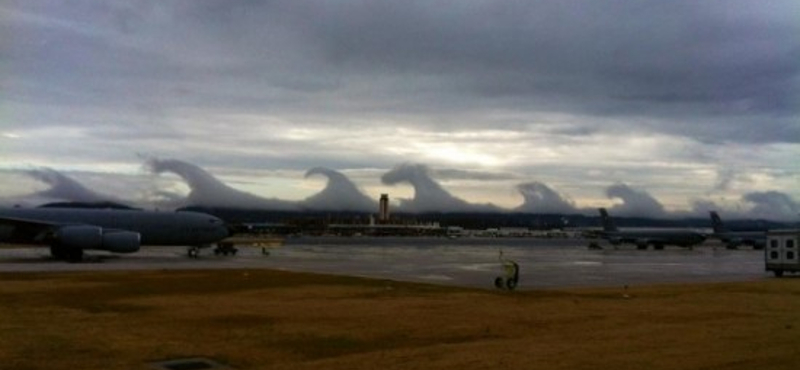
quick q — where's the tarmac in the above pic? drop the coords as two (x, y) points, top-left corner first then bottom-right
(0, 237), (770, 290)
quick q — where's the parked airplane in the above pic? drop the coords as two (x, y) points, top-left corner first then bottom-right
(596, 208), (706, 249)
(710, 211), (766, 249)
(0, 207), (230, 261)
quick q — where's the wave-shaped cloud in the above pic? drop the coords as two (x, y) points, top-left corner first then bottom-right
(605, 183), (667, 218)
(301, 167), (377, 212)
(4, 160), (797, 221)
(514, 182), (578, 214)
(381, 163), (503, 213)
(0, 168), (121, 207)
(145, 158), (299, 211)
(28, 168), (114, 203)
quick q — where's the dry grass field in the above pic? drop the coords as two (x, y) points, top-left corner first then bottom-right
(1, 269), (799, 370)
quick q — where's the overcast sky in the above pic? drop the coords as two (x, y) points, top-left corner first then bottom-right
(1, 1), (799, 219)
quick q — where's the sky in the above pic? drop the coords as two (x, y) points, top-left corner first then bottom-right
(1, 1), (799, 220)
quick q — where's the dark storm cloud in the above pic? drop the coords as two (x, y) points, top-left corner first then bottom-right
(290, 1), (800, 140)
(2, 1), (798, 217)
(6, 1), (798, 143)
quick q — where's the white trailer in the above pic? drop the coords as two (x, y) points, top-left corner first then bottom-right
(765, 229), (800, 277)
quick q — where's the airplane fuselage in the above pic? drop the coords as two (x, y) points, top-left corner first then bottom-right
(602, 229), (706, 248)
(0, 208), (229, 246)
(713, 231), (766, 248)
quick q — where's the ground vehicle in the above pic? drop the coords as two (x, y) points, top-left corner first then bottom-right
(765, 229), (800, 277)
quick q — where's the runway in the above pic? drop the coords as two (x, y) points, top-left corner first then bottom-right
(0, 238), (769, 289)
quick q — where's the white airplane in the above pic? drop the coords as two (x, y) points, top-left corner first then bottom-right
(0, 207), (230, 262)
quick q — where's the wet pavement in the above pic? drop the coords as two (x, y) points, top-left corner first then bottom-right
(0, 237), (770, 290)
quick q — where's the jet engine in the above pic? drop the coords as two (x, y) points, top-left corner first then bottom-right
(100, 230), (141, 253)
(56, 225), (141, 253)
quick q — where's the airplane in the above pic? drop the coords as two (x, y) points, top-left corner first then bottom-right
(0, 207), (231, 262)
(709, 211), (766, 249)
(595, 208), (706, 249)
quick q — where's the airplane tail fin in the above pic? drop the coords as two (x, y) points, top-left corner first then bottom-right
(710, 211), (725, 233)
(598, 208), (618, 232)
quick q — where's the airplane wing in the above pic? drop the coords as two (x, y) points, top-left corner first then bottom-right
(0, 215), (61, 245)
(0, 213), (141, 260)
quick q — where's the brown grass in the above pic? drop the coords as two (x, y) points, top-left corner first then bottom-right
(1, 269), (799, 370)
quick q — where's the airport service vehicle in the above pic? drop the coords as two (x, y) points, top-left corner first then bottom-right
(765, 229), (800, 277)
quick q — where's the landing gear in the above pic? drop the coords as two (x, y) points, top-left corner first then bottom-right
(187, 246), (200, 258)
(50, 245), (83, 262)
(213, 243), (238, 256)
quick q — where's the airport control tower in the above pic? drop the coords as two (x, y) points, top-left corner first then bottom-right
(379, 194), (390, 222)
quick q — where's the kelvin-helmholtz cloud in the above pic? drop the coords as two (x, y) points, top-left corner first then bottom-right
(605, 183), (667, 218)
(515, 182), (577, 214)
(302, 167), (376, 212)
(3, 159), (799, 221)
(0, 168), (120, 207)
(145, 158), (299, 211)
(381, 163), (503, 213)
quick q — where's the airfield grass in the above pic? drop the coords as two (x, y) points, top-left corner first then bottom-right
(1, 270), (799, 370)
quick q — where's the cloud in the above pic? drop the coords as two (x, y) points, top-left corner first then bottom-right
(301, 167), (376, 212)
(605, 183), (667, 217)
(26, 168), (116, 203)
(381, 163), (503, 212)
(1, 1), (797, 219)
(145, 158), (299, 210)
(514, 182), (577, 214)
(743, 191), (800, 221)
(0, 167), (130, 207)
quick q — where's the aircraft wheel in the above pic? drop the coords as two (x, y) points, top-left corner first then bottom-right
(506, 278), (518, 290)
(50, 245), (68, 260)
(494, 277), (504, 289)
(188, 247), (199, 258)
(66, 248), (84, 263)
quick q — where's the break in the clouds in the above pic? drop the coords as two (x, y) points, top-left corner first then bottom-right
(1, 1), (799, 219)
